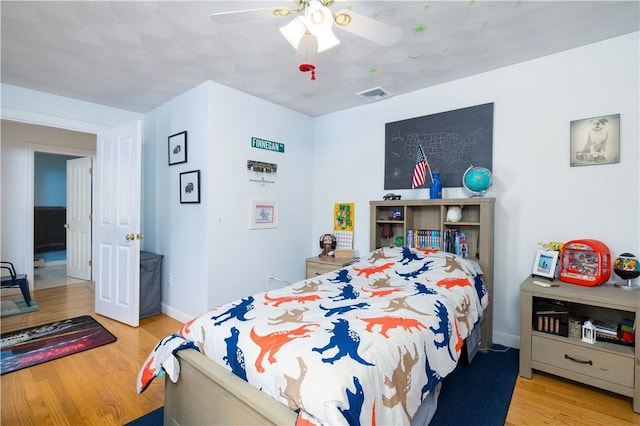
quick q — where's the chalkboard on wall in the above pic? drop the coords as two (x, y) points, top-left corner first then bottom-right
(384, 103), (493, 189)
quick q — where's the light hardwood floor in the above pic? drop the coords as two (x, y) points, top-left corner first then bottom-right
(2, 283), (639, 425)
(1, 282), (181, 425)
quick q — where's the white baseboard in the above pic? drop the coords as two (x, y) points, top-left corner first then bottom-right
(162, 303), (192, 324)
(493, 330), (520, 349)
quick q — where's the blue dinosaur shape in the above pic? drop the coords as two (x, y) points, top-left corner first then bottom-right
(319, 302), (370, 317)
(400, 247), (424, 265)
(420, 344), (443, 398)
(327, 269), (352, 284)
(330, 283), (359, 301)
(223, 327), (247, 381)
(473, 275), (487, 300)
(395, 260), (433, 280)
(339, 376), (365, 426)
(211, 296), (255, 326)
(312, 319), (374, 366)
(429, 300), (455, 361)
(414, 282), (438, 295)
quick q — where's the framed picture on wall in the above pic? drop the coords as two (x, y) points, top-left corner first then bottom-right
(179, 170), (200, 204)
(251, 201), (278, 229)
(570, 114), (620, 167)
(168, 131), (187, 165)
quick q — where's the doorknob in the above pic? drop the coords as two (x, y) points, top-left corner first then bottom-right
(64, 224), (70, 229)
(136, 233), (144, 240)
(125, 233), (135, 241)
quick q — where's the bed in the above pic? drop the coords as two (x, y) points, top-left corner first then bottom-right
(137, 246), (490, 425)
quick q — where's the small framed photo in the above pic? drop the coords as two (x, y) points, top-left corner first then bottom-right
(570, 114), (620, 167)
(180, 170), (200, 204)
(251, 201), (278, 229)
(168, 131), (187, 165)
(532, 249), (559, 280)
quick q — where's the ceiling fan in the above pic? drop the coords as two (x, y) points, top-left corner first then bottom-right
(210, 0), (402, 53)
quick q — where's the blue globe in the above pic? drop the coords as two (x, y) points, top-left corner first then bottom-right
(463, 166), (492, 196)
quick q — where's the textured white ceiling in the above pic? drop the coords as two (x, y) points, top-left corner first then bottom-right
(1, 1), (638, 116)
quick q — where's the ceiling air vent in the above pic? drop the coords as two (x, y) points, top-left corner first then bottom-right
(356, 86), (392, 102)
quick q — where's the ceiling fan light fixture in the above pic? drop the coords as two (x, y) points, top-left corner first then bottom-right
(303, 0), (340, 53)
(279, 17), (307, 49)
(315, 30), (340, 52)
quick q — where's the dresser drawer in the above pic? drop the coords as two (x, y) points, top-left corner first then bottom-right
(306, 262), (340, 278)
(531, 335), (634, 388)
(305, 257), (356, 279)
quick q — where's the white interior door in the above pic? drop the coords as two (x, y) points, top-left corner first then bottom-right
(66, 157), (92, 280)
(94, 121), (142, 327)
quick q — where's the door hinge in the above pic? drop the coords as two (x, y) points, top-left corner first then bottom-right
(89, 213), (92, 221)
(89, 260), (92, 267)
(89, 167), (93, 175)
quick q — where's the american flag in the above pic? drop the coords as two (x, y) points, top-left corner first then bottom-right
(412, 145), (428, 189)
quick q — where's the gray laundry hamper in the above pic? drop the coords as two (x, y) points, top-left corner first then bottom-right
(140, 251), (163, 318)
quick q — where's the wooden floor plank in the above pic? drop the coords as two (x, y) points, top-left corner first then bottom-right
(2, 282), (639, 425)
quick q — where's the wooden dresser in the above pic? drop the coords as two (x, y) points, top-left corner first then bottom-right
(519, 276), (639, 413)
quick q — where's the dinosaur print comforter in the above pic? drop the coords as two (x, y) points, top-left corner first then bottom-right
(137, 247), (489, 425)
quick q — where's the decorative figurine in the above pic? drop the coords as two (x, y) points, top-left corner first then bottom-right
(319, 233), (337, 257)
(581, 320), (597, 344)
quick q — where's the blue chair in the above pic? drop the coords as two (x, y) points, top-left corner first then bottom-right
(1, 261), (31, 307)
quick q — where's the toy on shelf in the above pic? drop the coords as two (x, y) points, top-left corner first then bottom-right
(559, 239), (611, 286)
(613, 252), (640, 290)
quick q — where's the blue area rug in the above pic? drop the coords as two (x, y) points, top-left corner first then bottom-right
(125, 407), (162, 426)
(430, 344), (519, 425)
(125, 345), (518, 425)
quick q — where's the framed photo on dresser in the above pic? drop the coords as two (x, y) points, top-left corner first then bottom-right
(532, 249), (559, 280)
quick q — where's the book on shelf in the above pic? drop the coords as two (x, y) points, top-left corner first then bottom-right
(591, 318), (619, 336)
(406, 229), (440, 250)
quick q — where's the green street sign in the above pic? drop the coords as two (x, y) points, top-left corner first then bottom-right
(251, 137), (285, 153)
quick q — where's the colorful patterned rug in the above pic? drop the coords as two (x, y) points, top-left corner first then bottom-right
(0, 298), (40, 317)
(1, 315), (116, 375)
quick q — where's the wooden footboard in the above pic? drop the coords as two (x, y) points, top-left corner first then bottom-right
(164, 349), (297, 425)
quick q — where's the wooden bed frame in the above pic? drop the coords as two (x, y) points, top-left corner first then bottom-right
(164, 349), (296, 425)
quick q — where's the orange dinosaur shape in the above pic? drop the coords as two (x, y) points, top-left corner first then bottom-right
(416, 248), (439, 255)
(454, 320), (464, 355)
(359, 315), (427, 338)
(436, 277), (471, 290)
(352, 262), (395, 278)
(263, 293), (322, 307)
(250, 324), (319, 373)
(140, 357), (157, 389)
(360, 287), (403, 298)
(179, 316), (197, 336)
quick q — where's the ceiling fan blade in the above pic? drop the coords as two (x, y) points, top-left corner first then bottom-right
(334, 9), (402, 46)
(210, 7), (278, 24)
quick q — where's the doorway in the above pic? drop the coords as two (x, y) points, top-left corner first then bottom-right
(25, 140), (97, 294)
(33, 152), (93, 290)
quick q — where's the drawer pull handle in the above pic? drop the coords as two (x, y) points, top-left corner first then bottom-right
(564, 354), (592, 365)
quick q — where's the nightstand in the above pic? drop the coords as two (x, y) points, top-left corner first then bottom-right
(305, 256), (357, 279)
(519, 275), (639, 413)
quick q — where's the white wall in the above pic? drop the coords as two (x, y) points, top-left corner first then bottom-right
(311, 33), (640, 348)
(143, 81), (314, 319)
